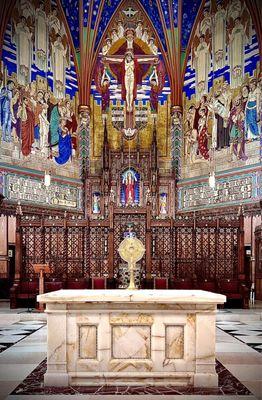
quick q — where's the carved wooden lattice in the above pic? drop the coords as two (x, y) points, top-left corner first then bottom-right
(173, 226), (195, 278)
(18, 214), (242, 283)
(89, 226), (109, 277)
(151, 226), (172, 277)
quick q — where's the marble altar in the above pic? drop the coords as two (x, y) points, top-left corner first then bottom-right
(37, 289), (226, 387)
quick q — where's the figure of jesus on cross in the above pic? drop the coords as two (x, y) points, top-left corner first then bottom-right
(103, 46), (158, 114)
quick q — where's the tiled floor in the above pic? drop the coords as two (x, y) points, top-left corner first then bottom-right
(0, 302), (261, 400)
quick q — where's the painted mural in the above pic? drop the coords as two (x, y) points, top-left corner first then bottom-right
(182, 0), (261, 180)
(0, 0), (79, 179)
(90, 1), (172, 169)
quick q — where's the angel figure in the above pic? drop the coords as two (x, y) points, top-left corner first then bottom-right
(135, 21), (143, 39)
(51, 35), (68, 98)
(13, 16), (33, 85)
(148, 37), (158, 55)
(102, 37), (112, 56)
(149, 61), (165, 114)
(228, 17), (248, 89)
(213, 4), (226, 70)
(192, 34), (211, 100)
(95, 63), (111, 114)
(35, 2), (48, 71)
(117, 20), (124, 38)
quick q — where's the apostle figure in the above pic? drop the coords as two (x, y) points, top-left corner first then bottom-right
(14, 16), (32, 85)
(228, 95), (246, 160)
(54, 118), (72, 165)
(102, 38), (112, 56)
(228, 18), (247, 89)
(213, 4), (226, 70)
(0, 80), (15, 142)
(135, 21), (143, 39)
(48, 9), (61, 35)
(111, 29), (118, 43)
(117, 20), (124, 38)
(39, 103), (50, 156)
(193, 35), (210, 99)
(64, 100), (77, 154)
(148, 37), (158, 55)
(245, 78), (261, 140)
(50, 99), (65, 146)
(51, 35), (68, 99)
(35, 2), (48, 71)
(197, 106), (209, 160)
(149, 62), (165, 114)
(17, 96), (35, 156)
(142, 27), (149, 44)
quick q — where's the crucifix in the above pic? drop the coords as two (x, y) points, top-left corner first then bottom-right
(103, 49), (158, 135)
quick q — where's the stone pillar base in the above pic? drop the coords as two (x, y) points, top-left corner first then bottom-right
(194, 373), (218, 388)
(44, 373), (69, 387)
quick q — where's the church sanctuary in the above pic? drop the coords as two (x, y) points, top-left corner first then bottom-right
(0, 0), (261, 399)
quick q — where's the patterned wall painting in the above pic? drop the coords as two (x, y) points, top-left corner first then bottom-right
(90, 1), (172, 168)
(0, 0), (79, 179)
(182, 0), (261, 181)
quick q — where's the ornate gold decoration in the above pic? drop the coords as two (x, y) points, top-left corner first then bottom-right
(118, 237), (145, 290)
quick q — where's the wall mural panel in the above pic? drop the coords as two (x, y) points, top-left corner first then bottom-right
(1, 171), (82, 210)
(178, 169), (261, 211)
(182, 0), (261, 184)
(0, 0), (80, 181)
(90, 1), (172, 173)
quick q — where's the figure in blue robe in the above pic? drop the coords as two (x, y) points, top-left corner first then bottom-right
(54, 125), (72, 165)
(0, 80), (15, 142)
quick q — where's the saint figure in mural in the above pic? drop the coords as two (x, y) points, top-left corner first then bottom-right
(213, 4), (226, 70)
(228, 18), (247, 89)
(17, 96), (35, 156)
(117, 20), (124, 38)
(92, 192), (101, 214)
(149, 62), (165, 114)
(122, 169), (138, 206)
(39, 103), (50, 156)
(197, 106), (209, 160)
(14, 16), (32, 85)
(228, 95), (246, 160)
(0, 80), (15, 142)
(135, 21), (143, 39)
(54, 118), (72, 165)
(95, 63), (111, 114)
(48, 9), (61, 35)
(245, 78), (261, 140)
(159, 193), (167, 215)
(193, 35), (210, 99)
(35, 2), (48, 71)
(51, 35), (68, 99)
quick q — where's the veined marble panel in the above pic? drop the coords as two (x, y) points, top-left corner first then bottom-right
(165, 325), (184, 359)
(79, 325), (97, 359)
(112, 325), (151, 359)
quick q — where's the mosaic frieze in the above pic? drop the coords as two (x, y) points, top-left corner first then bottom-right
(3, 173), (82, 210)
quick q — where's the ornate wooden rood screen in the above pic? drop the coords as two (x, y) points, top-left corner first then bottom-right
(14, 209), (244, 285)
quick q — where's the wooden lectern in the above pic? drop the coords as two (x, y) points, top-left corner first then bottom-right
(32, 264), (50, 311)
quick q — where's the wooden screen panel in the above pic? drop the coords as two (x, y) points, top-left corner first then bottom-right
(195, 227), (216, 279)
(216, 227), (238, 279)
(21, 226), (43, 278)
(173, 226), (195, 278)
(67, 226), (89, 278)
(89, 227), (109, 277)
(44, 226), (66, 279)
(151, 226), (172, 277)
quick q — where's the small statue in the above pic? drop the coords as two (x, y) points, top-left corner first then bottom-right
(145, 187), (151, 204)
(109, 188), (116, 203)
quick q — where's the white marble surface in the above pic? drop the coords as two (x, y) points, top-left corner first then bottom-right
(38, 289), (226, 304)
(39, 290), (226, 388)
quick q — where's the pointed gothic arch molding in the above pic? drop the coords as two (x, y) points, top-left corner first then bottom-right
(57, 0), (81, 97)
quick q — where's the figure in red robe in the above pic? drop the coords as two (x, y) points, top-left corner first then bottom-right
(18, 96), (35, 156)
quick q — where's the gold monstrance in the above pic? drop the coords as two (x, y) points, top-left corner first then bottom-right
(118, 237), (145, 290)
